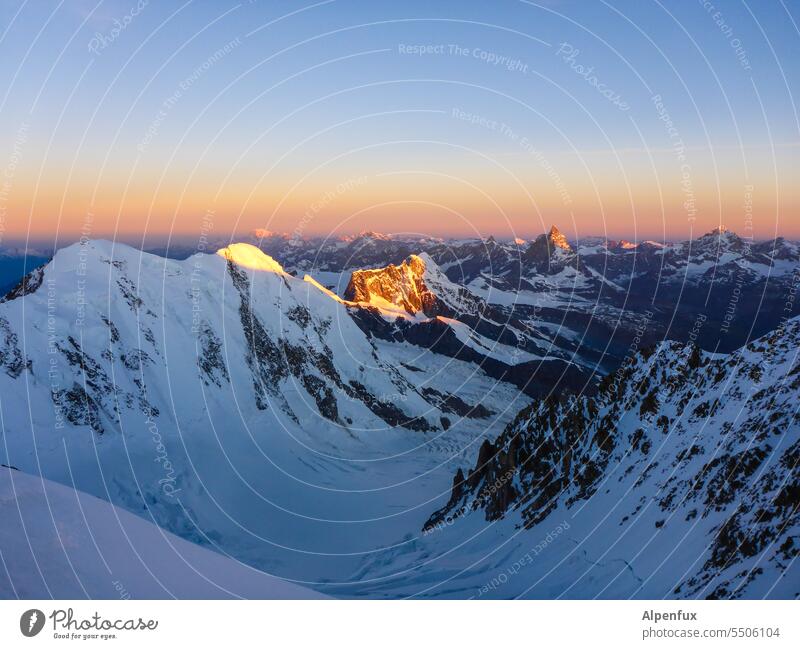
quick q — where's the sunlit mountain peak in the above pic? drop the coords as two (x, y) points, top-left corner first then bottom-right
(216, 243), (286, 274)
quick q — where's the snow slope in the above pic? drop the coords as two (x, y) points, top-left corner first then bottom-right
(0, 468), (326, 599)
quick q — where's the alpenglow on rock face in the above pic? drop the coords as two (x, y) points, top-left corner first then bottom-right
(545, 225), (572, 250)
(344, 254), (437, 315)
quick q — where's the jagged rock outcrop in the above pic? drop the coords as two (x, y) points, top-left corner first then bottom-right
(345, 254), (437, 315)
(1, 265), (45, 303)
(425, 316), (800, 598)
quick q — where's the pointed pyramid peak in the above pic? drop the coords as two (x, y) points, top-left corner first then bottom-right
(698, 225), (743, 247)
(547, 225), (571, 250)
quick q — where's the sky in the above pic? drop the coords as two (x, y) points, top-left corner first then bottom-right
(0, 0), (798, 246)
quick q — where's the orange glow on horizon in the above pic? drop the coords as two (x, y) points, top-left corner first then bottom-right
(4, 146), (798, 242)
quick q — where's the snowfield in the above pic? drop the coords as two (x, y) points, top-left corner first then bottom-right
(0, 468), (326, 599)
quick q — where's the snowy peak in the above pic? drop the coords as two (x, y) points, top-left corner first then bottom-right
(344, 254), (435, 316)
(341, 230), (395, 245)
(251, 228), (291, 240)
(216, 243), (287, 275)
(357, 230), (392, 240)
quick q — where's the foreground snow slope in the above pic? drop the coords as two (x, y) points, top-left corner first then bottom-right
(0, 468), (326, 599)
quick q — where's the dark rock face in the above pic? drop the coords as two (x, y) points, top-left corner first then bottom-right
(227, 260), (290, 411)
(53, 383), (104, 434)
(0, 317), (29, 378)
(1, 266), (45, 303)
(421, 387), (493, 419)
(49, 329), (161, 435)
(343, 379), (431, 432)
(197, 323), (230, 388)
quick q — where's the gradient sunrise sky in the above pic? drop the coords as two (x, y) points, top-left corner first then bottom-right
(0, 0), (798, 245)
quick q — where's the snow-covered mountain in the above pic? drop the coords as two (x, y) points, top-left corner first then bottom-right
(416, 316), (800, 598)
(0, 235), (797, 599)
(0, 239), (530, 590)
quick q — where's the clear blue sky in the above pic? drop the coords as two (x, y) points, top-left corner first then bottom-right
(1, 0), (798, 242)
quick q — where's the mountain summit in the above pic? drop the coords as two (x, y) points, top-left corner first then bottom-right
(344, 254), (435, 316)
(545, 225), (571, 250)
(521, 225), (576, 271)
(216, 242), (287, 274)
